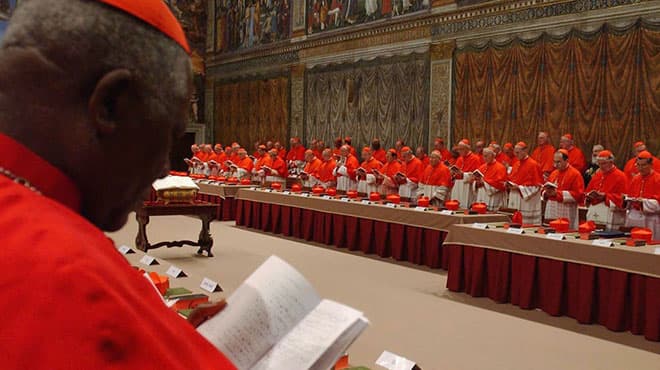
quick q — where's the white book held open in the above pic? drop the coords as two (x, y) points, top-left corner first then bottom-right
(197, 256), (369, 370)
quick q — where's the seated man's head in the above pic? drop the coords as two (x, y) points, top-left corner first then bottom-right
(0, 0), (192, 231)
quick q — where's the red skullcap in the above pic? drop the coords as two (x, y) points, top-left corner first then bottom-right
(562, 134), (573, 141)
(503, 143), (513, 149)
(638, 151), (652, 160)
(98, 0), (190, 53)
(633, 141), (645, 148)
(597, 150), (614, 160)
(516, 141), (527, 149)
(558, 149), (569, 157)
(401, 146), (412, 153)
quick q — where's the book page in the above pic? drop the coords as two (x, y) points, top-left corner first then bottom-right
(251, 300), (366, 370)
(197, 256), (321, 370)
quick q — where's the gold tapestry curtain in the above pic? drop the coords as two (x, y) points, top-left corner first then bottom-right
(214, 76), (289, 147)
(453, 20), (660, 166)
(305, 53), (430, 150)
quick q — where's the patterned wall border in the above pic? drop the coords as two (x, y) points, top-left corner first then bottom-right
(207, 51), (300, 79)
(432, 0), (643, 37)
(207, 0), (647, 68)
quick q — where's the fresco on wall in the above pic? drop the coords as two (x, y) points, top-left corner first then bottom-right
(306, 0), (430, 35)
(213, 0), (291, 53)
(164, 0), (208, 124)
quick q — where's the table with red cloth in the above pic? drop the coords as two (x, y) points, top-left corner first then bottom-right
(194, 182), (252, 221)
(445, 224), (660, 341)
(235, 189), (509, 269)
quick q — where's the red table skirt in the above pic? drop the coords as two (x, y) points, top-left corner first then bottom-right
(236, 199), (449, 269)
(446, 244), (660, 341)
(149, 190), (236, 221)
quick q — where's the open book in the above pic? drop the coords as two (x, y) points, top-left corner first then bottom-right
(198, 256), (369, 370)
(543, 181), (558, 189)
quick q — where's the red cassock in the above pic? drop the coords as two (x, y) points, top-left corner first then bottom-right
(0, 134), (236, 369)
(277, 148), (287, 159)
(401, 157), (424, 183)
(358, 157), (383, 180)
(373, 149), (387, 163)
(454, 152), (483, 178)
(420, 163), (452, 187)
(509, 156), (544, 186)
(229, 153), (240, 164)
(546, 165), (585, 203)
(478, 160), (508, 191)
(628, 171), (660, 201)
(498, 153), (519, 169)
(585, 166), (628, 208)
(567, 147), (587, 173)
(624, 155), (660, 179)
(312, 150), (323, 160)
(286, 146), (306, 162)
(531, 144), (555, 175)
(304, 158), (323, 177)
(254, 155), (273, 171)
(317, 158), (337, 183)
(341, 155), (360, 180)
(269, 157), (288, 177)
(194, 151), (205, 161)
(236, 157), (254, 173)
(439, 149), (453, 163)
(379, 160), (402, 184)
(421, 156), (430, 166)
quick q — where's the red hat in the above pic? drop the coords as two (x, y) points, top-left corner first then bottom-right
(214, 144), (223, 150)
(460, 139), (470, 145)
(99, 0), (190, 53)
(400, 146), (412, 153)
(597, 150), (614, 160)
(269, 149), (278, 155)
(258, 145), (267, 150)
(224, 146), (231, 151)
(305, 149), (314, 155)
(344, 136), (352, 142)
(387, 148), (397, 155)
(362, 147), (372, 153)
(435, 138), (444, 143)
(558, 149), (569, 157)
(562, 134), (573, 141)
(516, 141), (527, 149)
(633, 141), (645, 148)
(638, 150), (653, 159)
(503, 142), (513, 149)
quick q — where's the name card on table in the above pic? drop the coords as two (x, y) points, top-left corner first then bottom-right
(415, 206), (427, 211)
(654, 248), (660, 255)
(166, 265), (187, 279)
(340, 198), (350, 202)
(139, 255), (159, 266)
(376, 351), (417, 370)
(386, 203), (397, 208)
(546, 233), (566, 241)
(507, 227), (525, 235)
(117, 245), (135, 255)
(592, 239), (614, 247)
(322, 195), (332, 200)
(200, 277), (223, 293)
(361, 200), (372, 205)
(282, 191), (291, 195)
(250, 187), (258, 191)
(472, 223), (489, 230)
(440, 210), (454, 215)
(300, 193), (311, 198)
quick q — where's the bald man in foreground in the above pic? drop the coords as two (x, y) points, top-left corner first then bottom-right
(0, 1), (235, 368)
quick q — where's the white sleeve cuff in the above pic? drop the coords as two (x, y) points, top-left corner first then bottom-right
(643, 199), (660, 213)
(562, 191), (576, 203)
(366, 174), (376, 184)
(337, 166), (348, 176)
